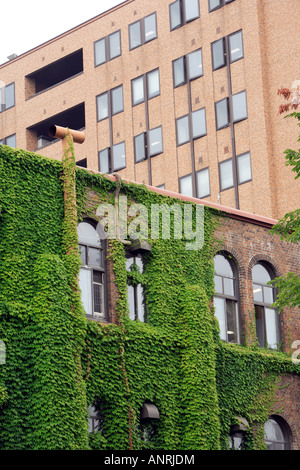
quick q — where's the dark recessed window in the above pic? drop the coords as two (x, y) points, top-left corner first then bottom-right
(97, 85), (124, 121)
(237, 151), (252, 184)
(0, 82), (15, 112)
(252, 263), (279, 349)
(94, 30), (121, 66)
(132, 69), (160, 106)
(179, 174), (193, 197)
(99, 142), (126, 173)
(78, 221), (107, 321)
(212, 30), (243, 70)
(197, 168), (210, 198)
(170, 0), (200, 30)
(173, 48), (203, 87)
(176, 108), (207, 145)
(209, 0), (235, 12)
(213, 253), (240, 343)
(134, 126), (163, 162)
(0, 133), (16, 148)
(129, 13), (157, 50)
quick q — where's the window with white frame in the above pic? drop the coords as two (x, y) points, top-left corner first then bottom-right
(252, 263), (279, 349)
(126, 254), (145, 322)
(78, 221), (106, 321)
(213, 253), (240, 343)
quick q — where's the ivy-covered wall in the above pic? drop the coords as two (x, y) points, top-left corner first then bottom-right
(0, 146), (299, 450)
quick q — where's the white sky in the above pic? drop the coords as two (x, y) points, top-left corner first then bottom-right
(0, 0), (125, 65)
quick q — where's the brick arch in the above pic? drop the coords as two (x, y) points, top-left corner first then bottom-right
(216, 244), (246, 279)
(247, 254), (283, 279)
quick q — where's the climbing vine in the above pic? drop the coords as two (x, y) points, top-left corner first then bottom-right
(0, 146), (298, 450)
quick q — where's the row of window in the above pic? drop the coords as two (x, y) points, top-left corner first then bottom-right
(214, 253), (280, 349)
(179, 151), (252, 199)
(78, 221), (280, 351)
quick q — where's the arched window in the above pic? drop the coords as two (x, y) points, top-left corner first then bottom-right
(252, 263), (279, 349)
(213, 253), (240, 343)
(78, 221), (107, 321)
(264, 416), (290, 450)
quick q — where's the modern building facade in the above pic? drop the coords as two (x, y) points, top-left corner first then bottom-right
(0, 0), (299, 219)
(0, 144), (299, 450)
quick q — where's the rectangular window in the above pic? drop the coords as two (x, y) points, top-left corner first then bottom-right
(176, 115), (190, 145)
(232, 90), (247, 123)
(219, 158), (233, 191)
(99, 148), (110, 174)
(0, 83), (15, 112)
(192, 108), (206, 139)
(132, 69), (160, 106)
(179, 174), (193, 197)
(215, 98), (229, 130)
(170, 0), (199, 30)
(149, 126), (163, 156)
(134, 133), (146, 163)
(94, 30), (121, 67)
(96, 85), (124, 121)
(237, 151), (252, 184)
(126, 255), (145, 322)
(212, 30), (243, 70)
(197, 168), (210, 198)
(0, 134), (16, 148)
(209, 0), (235, 12)
(112, 142), (126, 171)
(173, 49), (203, 87)
(129, 13), (157, 50)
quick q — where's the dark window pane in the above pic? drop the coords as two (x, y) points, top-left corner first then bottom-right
(93, 273), (103, 316)
(192, 108), (206, 138)
(209, 0), (221, 11)
(170, 0), (181, 30)
(232, 91), (247, 122)
(255, 305), (265, 347)
(229, 30), (243, 62)
(5, 83), (15, 109)
(220, 159), (233, 190)
(132, 76), (144, 105)
(179, 174), (193, 197)
(99, 148), (110, 174)
(149, 127), (163, 156)
(173, 57), (185, 87)
(147, 69), (160, 99)
(176, 115), (190, 145)
(5, 134), (16, 148)
(212, 38), (225, 70)
(111, 86), (123, 115)
(185, 0), (200, 22)
(95, 38), (106, 66)
(113, 142), (126, 170)
(97, 92), (109, 121)
(129, 21), (141, 49)
(134, 133), (146, 162)
(144, 13), (157, 42)
(188, 49), (203, 80)
(109, 31), (121, 59)
(216, 98), (229, 129)
(197, 168), (210, 198)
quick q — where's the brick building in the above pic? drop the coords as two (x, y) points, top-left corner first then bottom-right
(0, 142), (299, 450)
(0, 0), (299, 220)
